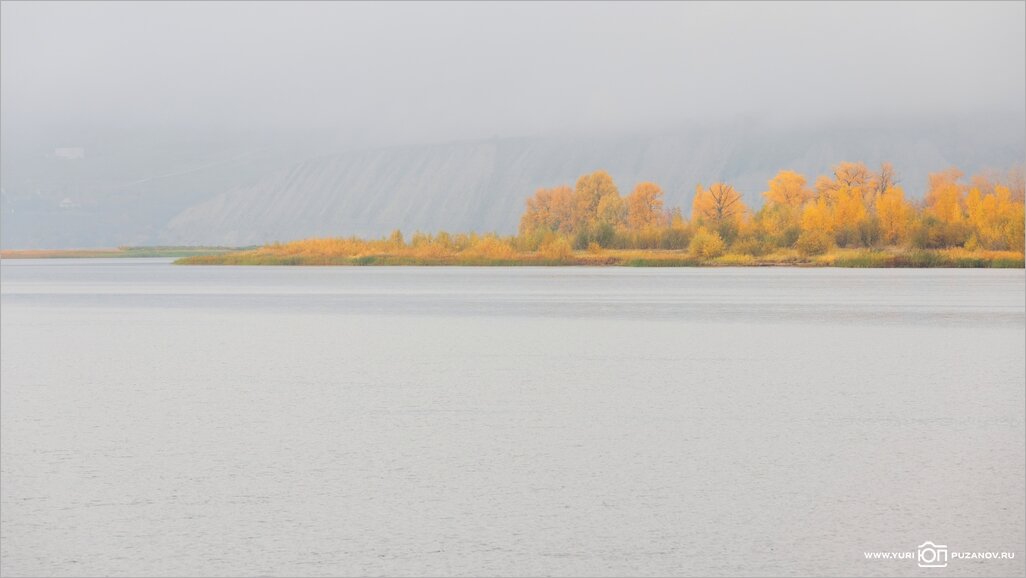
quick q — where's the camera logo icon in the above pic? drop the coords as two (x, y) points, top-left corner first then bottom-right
(917, 541), (949, 568)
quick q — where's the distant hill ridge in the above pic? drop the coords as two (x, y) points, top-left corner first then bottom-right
(165, 121), (1025, 245)
(2, 117), (1023, 248)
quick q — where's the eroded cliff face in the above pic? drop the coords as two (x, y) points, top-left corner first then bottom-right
(163, 121), (1024, 245)
(3, 118), (1023, 248)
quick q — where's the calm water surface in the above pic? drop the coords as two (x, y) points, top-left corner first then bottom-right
(2, 259), (1024, 576)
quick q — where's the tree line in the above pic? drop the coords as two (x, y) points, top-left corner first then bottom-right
(177, 161), (1025, 267)
(517, 163), (1025, 258)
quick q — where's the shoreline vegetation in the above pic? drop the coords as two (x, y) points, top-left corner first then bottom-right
(1, 246), (247, 259)
(177, 162), (1025, 268)
(178, 246), (1024, 268)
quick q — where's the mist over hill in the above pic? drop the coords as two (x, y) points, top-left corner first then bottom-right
(2, 117), (1023, 248)
(4, 3), (1024, 249)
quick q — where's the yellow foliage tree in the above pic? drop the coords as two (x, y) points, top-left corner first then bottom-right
(626, 182), (666, 229)
(574, 170), (620, 227)
(520, 185), (576, 235)
(759, 170), (809, 246)
(514, 163), (1024, 257)
(868, 162), (898, 200)
(831, 186), (870, 246)
(816, 161), (872, 203)
(966, 184), (1026, 251)
(925, 168), (965, 224)
(763, 170), (812, 208)
(875, 186), (913, 245)
(596, 193), (627, 227)
(691, 183), (747, 227)
(797, 196), (835, 253)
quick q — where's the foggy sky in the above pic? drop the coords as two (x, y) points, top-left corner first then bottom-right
(2, 1), (1024, 146)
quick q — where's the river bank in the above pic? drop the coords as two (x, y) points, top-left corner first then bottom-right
(1, 246), (249, 259)
(175, 246), (1024, 268)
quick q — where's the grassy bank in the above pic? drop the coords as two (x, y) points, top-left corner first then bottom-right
(1, 246), (251, 259)
(175, 245), (1025, 268)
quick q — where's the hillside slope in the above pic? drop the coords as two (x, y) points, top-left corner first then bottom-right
(3, 117), (1022, 248)
(165, 119), (1025, 245)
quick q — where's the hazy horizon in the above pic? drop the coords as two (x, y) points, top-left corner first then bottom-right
(3, 2), (1024, 146)
(1, 1), (1024, 249)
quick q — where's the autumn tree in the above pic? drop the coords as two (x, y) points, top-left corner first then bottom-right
(514, 162), (1024, 257)
(833, 161), (873, 189)
(574, 170), (620, 227)
(662, 207), (690, 249)
(811, 161), (905, 247)
(692, 182), (747, 236)
(626, 182), (666, 229)
(966, 183), (1026, 251)
(754, 205), (797, 249)
(796, 197), (834, 255)
(593, 193), (627, 246)
(764, 170), (813, 208)
(925, 168), (965, 224)
(916, 167), (970, 248)
(832, 186), (872, 246)
(815, 161), (872, 203)
(868, 162), (898, 200)
(596, 193), (627, 227)
(519, 185), (575, 235)
(875, 186), (913, 246)
(757, 170), (811, 248)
